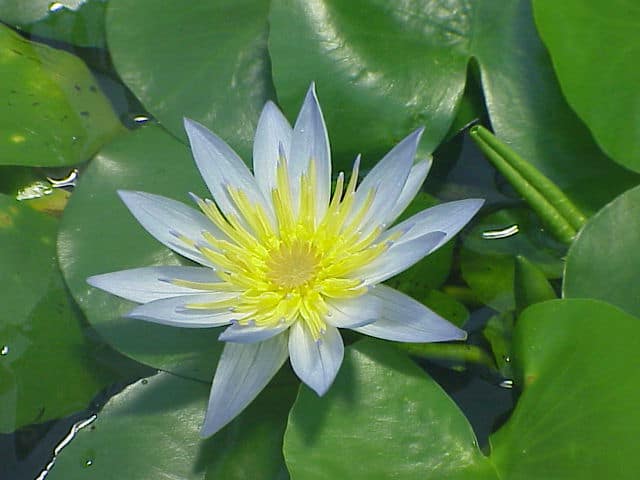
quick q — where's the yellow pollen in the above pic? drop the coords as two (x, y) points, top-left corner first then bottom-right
(265, 239), (320, 289)
(179, 156), (387, 340)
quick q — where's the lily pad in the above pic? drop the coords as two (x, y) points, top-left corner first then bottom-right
(106, 0), (274, 159)
(0, 194), (127, 432)
(284, 339), (496, 480)
(0, 193), (56, 322)
(0, 0), (107, 48)
(285, 299), (640, 479)
(564, 184), (640, 318)
(533, 0), (640, 172)
(269, 0), (638, 208)
(48, 371), (297, 480)
(58, 125), (226, 382)
(0, 24), (122, 167)
(490, 299), (640, 478)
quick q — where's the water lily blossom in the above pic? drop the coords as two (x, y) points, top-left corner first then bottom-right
(87, 84), (483, 437)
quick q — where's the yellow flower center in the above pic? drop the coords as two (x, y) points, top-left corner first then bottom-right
(171, 155), (393, 339)
(265, 239), (320, 289)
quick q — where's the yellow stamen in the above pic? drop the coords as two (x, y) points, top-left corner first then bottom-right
(178, 155), (387, 340)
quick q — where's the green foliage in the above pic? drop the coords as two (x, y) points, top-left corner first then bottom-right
(286, 301), (640, 479)
(564, 185), (640, 318)
(0, 194), (136, 432)
(0, 24), (122, 167)
(58, 125), (225, 381)
(268, 0), (639, 210)
(533, 0), (640, 172)
(1, 0), (638, 477)
(48, 371), (297, 479)
(106, 0), (274, 160)
(0, 0), (108, 47)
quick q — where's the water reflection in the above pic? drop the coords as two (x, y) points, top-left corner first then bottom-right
(48, 3), (65, 13)
(481, 224), (520, 239)
(35, 414), (97, 480)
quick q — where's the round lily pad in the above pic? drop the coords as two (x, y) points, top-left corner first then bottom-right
(48, 371), (297, 480)
(0, 194), (127, 432)
(564, 184), (640, 318)
(106, 0), (273, 159)
(0, 24), (122, 167)
(533, 0), (640, 172)
(58, 125), (224, 381)
(269, 0), (638, 208)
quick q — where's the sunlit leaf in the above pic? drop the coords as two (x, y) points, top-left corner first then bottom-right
(106, 0), (273, 159)
(533, 0), (640, 172)
(269, 0), (638, 208)
(0, 24), (122, 167)
(564, 184), (640, 318)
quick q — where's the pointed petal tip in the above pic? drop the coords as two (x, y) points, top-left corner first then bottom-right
(199, 414), (230, 439)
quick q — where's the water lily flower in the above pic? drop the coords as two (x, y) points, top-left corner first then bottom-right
(87, 84), (483, 437)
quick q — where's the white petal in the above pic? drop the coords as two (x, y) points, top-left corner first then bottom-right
(87, 266), (219, 303)
(253, 101), (292, 199)
(125, 293), (239, 328)
(353, 285), (467, 342)
(353, 231), (446, 285)
(118, 190), (220, 267)
(183, 118), (275, 224)
(325, 294), (382, 328)
(385, 199), (484, 251)
(219, 322), (289, 343)
(347, 128), (423, 235)
(201, 333), (289, 437)
(288, 83), (331, 220)
(386, 158), (432, 224)
(288, 322), (343, 396)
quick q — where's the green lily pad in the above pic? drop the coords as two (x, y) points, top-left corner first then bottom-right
(58, 125), (226, 381)
(533, 0), (640, 172)
(564, 184), (640, 318)
(0, 24), (122, 167)
(48, 371), (297, 480)
(461, 207), (564, 312)
(286, 299), (640, 479)
(0, 0), (84, 25)
(284, 339), (496, 480)
(490, 299), (640, 478)
(0, 193), (56, 322)
(0, 0), (107, 48)
(106, 0), (273, 159)
(0, 194), (129, 432)
(269, 0), (638, 207)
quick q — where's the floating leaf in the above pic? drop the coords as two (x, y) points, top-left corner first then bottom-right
(533, 0), (640, 172)
(286, 300), (640, 479)
(58, 125), (224, 381)
(490, 299), (640, 479)
(106, 0), (273, 159)
(269, 0), (638, 207)
(284, 339), (496, 480)
(0, 24), (122, 167)
(564, 184), (640, 318)
(513, 255), (555, 315)
(0, 0), (108, 48)
(48, 371), (296, 480)
(0, 194), (129, 432)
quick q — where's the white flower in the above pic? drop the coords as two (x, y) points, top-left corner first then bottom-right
(87, 84), (483, 437)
